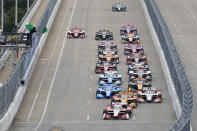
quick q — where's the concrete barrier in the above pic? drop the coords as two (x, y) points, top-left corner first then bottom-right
(0, 0), (62, 130)
(0, 0), (42, 71)
(140, 0), (182, 118)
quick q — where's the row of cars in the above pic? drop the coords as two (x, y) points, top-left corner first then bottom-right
(94, 38), (133, 120)
(122, 25), (162, 103)
(94, 25), (163, 120)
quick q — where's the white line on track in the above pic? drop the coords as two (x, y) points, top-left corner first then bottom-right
(34, 0), (77, 130)
(91, 64), (94, 70)
(26, 1), (72, 122)
(90, 88), (92, 92)
(88, 100), (91, 104)
(90, 75), (93, 80)
(86, 115), (90, 120)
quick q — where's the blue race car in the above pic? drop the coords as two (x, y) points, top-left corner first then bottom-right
(96, 84), (122, 99)
(98, 71), (122, 86)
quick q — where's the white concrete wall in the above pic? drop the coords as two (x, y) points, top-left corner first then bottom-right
(140, 0), (182, 118)
(0, 0), (62, 130)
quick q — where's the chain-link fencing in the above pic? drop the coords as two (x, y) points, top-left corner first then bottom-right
(144, 0), (193, 130)
(0, 0), (58, 120)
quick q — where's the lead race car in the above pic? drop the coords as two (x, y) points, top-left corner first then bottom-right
(102, 103), (132, 120)
(95, 30), (113, 40)
(67, 27), (85, 38)
(120, 24), (137, 35)
(112, 2), (126, 12)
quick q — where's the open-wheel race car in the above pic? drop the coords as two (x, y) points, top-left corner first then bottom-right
(102, 103), (132, 120)
(98, 41), (117, 50)
(120, 24), (137, 35)
(95, 30), (113, 40)
(128, 62), (149, 73)
(67, 27), (85, 38)
(126, 53), (147, 65)
(129, 68), (152, 81)
(121, 33), (140, 44)
(98, 71), (122, 85)
(98, 47), (118, 57)
(137, 87), (162, 103)
(98, 51), (119, 64)
(124, 44), (144, 55)
(128, 78), (152, 91)
(95, 61), (117, 74)
(111, 91), (138, 108)
(112, 2), (126, 12)
(96, 84), (122, 99)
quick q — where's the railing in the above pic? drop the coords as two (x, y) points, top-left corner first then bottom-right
(144, 0), (193, 130)
(0, 0), (58, 120)
(0, 0), (38, 58)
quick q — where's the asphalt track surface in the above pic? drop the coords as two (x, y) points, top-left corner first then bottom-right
(155, 0), (197, 130)
(9, 0), (175, 131)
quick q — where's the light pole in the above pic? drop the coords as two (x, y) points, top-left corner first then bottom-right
(27, 0), (29, 10)
(1, 0), (3, 31)
(15, 0), (18, 26)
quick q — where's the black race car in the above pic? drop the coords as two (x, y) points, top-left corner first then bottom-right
(95, 30), (113, 40)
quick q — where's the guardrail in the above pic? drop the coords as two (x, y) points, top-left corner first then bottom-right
(0, 0), (58, 122)
(144, 0), (193, 130)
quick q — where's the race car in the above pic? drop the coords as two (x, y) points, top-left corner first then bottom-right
(137, 87), (162, 103)
(98, 41), (117, 50)
(67, 27), (85, 38)
(129, 68), (152, 81)
(95, 62), (117, 74)
(111, 91), (138, 108)
(126, 53), (147, 65)
(98, 51), (119, 64)
(124, 44), (144, 55)
(112, 2), (126, 12)
(120, 24), (137, 35)
(95, 30), (113, 40)
(96, 84), (122, 99)
(128, 78), (152, 91)
(99, 71), (122, 85)
(121, 33), (140, 44)
(128, 62), (149, 73)
(102, 103), (132, 120)
(98, 46), (118, 57)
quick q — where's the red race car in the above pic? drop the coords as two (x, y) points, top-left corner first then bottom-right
(67, 27), (85, 38)
(95, 61), (117, 74)
(102, 103), (133, 120)
(126, 53), (147, 65)
(124, 43), (144, 55)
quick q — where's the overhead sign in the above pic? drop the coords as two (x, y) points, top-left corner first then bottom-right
(0, 33), (32, 47)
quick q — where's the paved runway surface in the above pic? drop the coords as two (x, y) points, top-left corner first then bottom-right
(155, 0), (197, 130)
(9, 0), (175, 130)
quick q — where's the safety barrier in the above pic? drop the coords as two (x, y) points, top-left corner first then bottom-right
(0, 0), (61, 130)
(143, 0), (193, 130)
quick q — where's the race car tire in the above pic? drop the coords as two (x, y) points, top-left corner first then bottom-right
(125, 113), (130, 120)
(95, 37), (98, 40)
